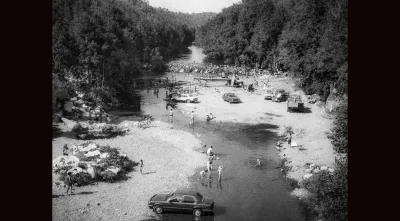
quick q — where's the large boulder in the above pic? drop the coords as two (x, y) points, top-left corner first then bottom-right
(87, 166), (96, 178)
(84, 150), (101, 157)
(67, 167), (83, 175)
(106, 166), (120, 174)
(80, 143), (97, 152)
(61, 117), (78, 129)
(100, 153), (109, 159)
(53, 156), (80, 168)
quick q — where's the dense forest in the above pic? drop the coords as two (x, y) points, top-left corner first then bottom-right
(196, 0), (347, 101)
(52, 0), (211, 117)
(196, 0), (348, 220)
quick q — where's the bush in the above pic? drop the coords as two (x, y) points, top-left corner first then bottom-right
(53, 165), (73, 174)
(72, 172), (93, 186)
(75, 152), (99, 161)
(77, 162), (88, 170)
(303, 158), (348, 221)
(328, 103), (348, 154)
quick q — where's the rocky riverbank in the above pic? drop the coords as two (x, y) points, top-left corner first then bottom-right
(52, 120), (207, 221)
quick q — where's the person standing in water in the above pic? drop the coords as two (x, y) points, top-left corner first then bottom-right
(169, 108), (174, 123)
(218, 166), (223, 183)
(190, 110), (195, 125)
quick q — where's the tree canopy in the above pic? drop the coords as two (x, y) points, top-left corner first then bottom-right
(52, 0), (204, 116)
(196, 0), (348, 99)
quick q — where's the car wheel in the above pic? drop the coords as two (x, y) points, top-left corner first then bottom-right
(193, 208), (202, 217)
(154, 205), (164, 214)
(186, 99), (190, 103)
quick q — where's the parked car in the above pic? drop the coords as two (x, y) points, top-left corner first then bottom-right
(222, 93), (241, 103)
(264, 90), (274, 100)
(148, 190), (214, 217)
(173, 93), (198, 103)
(272, 89), (289, 102)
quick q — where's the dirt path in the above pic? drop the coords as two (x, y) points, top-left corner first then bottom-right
(52, 121), (207, 221)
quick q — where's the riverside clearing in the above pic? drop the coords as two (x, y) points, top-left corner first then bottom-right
(53, 46), (335, 221)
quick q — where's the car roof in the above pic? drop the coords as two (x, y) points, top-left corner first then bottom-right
(174, 190), (199, 196)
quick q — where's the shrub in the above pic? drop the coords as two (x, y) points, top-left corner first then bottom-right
(303, 158), (348, 221)
(77, 162), (88, 170)
(53, 165), (73, 174)
(72, 172), (93, 186)
(328, 103), (348, 154)
(75, 152), (99, 161)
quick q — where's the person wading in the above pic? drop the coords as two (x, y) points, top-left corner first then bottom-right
(218, 166), (223, 183)
(190, 110), (195, 125)
(169, 108), (174, 123)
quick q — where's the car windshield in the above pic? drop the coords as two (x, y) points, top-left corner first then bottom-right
(196, 193), (203, 202)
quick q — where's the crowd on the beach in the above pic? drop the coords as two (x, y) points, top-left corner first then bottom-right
(167, 61), (283, 80)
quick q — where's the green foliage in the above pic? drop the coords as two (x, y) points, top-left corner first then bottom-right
(53, 165), (73, 174)
(52, 0), (198, 117)
(75, 152), (99, 161)
(71, 172), (93, 186)
(302, 158), (348, 221)
(197, 0), (347, 100)
(77, 162), (88, 170)
(328, 102), (348, 154)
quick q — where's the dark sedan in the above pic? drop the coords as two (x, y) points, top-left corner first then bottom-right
(148, 190), (214, 217)
(222, 93), (241, 103)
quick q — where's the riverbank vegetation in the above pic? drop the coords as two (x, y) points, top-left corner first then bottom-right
(196, 0), (347, 101)
(196, 0), (347, 220)
(52, 0), (207, 119)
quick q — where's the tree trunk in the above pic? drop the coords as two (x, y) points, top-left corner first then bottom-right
(102, 63), (105, 89)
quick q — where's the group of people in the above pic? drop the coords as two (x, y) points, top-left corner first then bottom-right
(137, 116), (153, 129)
(199, 145), (223, 184)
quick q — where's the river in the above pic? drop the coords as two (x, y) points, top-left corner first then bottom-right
(122, 46), (312, 221)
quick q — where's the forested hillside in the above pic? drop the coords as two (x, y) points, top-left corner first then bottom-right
(196, 0), (347, 100)
(197, 1), (348, 220)
(53, 0), (197, 117)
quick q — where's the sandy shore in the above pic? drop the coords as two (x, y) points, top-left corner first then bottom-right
(52, 121), (207, 221)
(171, 73), (336, 188)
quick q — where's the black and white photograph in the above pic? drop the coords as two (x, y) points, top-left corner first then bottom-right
(52, 0), (348, 220)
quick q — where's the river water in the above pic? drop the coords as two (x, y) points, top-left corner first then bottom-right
(128, 46), (312, 221)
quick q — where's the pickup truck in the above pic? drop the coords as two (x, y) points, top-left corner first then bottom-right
(287, 95), (304, 112)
